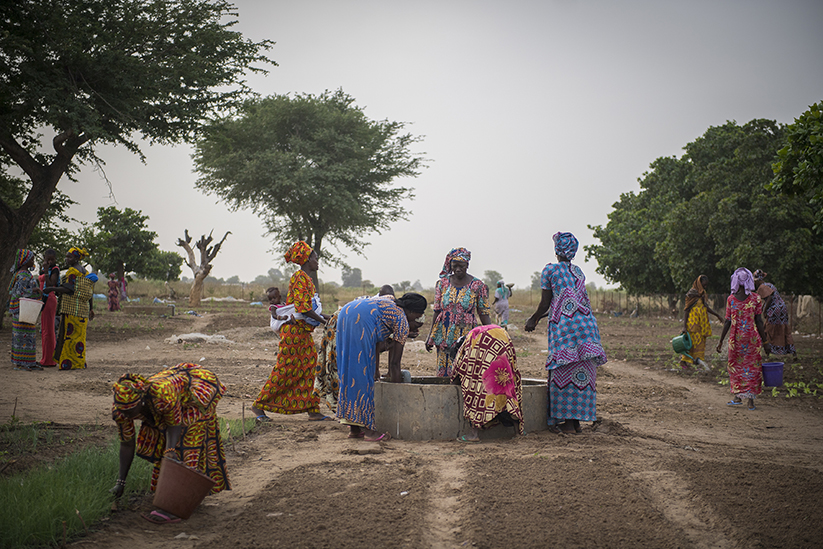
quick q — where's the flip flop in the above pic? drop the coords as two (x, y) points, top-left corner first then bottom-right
(255, 415), (271, 423)
(726, 401), (743, 406)
(347, 432), (365, 439)
(748, 405), (757, 411)
(364, 432), (391, 442)
(457, 435), (480, 443)
(141, 510), (181, 524)
(308, 415), (334, 422)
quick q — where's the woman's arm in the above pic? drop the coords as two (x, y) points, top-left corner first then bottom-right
(386, 339), (405, 383)
(683, 303), (692, 332)
(755, 313), (771, 353)
(164, 425), (183, 459)
(425, 310), (442, 351)
(525, 288), (553, 332)
(110, 438), (136, 498)
(715, 319), (732, 353)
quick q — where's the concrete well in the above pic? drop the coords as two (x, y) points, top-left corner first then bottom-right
(373, 376), (548, 441)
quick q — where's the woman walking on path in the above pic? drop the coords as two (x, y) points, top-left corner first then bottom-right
(525, 232), (607, 434)
(37, 249), (59, 367)
(716, 268), (770, 411)
(680, 275), (723, 371)
(426, 247), (492, 377)
(492, 280), (513, 329)
(9, 249), (42, 371)
(251, 241), (329, 422)
(753, 270), (797, 361)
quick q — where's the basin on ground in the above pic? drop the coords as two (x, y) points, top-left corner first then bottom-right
(374, 376), (547, 441)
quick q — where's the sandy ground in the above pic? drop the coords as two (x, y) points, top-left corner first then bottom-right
(2, 305), (823, 548)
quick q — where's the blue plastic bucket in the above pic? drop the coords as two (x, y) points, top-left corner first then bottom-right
(762, 362), (784, 387)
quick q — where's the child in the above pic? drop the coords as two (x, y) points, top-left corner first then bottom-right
(267, 286), (324, 334)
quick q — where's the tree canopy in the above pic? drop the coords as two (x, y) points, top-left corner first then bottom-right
(0, 0), (272, 312)
(192, 89), (427, 267)
(587, 118), (823, 298)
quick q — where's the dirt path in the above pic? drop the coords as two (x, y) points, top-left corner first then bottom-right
(3, 309), (822, 548)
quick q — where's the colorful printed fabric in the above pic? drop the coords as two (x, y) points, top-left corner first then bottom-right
(548, 358), (599, 424)
(40, 292), (58, 366)
(438, 247), (472, 278)
(756, 282), (796, 355)
(112, 363), (230, 494)
(430, 277), (490, 377)
(452, 325), (523, 433)
(313, 311), (340, 411)
(725, 293), (764, 399)
(336, 298), (410, 429)
(8, 267), (39, 320)
(553, 232), (579, 260)
(494, 285), (510, 325)
(56, 267), (93, 318)
(10, 249), (36, 274)
(730, 267), (755, 296)
(540, 262), (607, 370)
(55, 314), (88, 370)
(11, 320), (37, 367)
(682, 299), (712, 365)
(107, 279), (120, 311)
(284, 241), (313, 265)
(253, 270), (321, 414)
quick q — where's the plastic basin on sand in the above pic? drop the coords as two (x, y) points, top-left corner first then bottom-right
(152, 458), (215, 519)
(18, 297), (43, 325)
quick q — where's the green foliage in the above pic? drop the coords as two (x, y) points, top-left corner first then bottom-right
(193, 89), (427, 267)
(141, 249), (184, 281)
(482, 270), (504, 291)
(770, 101), (823, 232)
(530, 271), (541, 291)
(341, 266), (363, 288)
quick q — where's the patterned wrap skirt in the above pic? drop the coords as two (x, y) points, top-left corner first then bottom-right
(55, 314), (88, 370)
(11, 320), (37, 367)
(313, 312), (340, 412)
(254, 322), (321, 414)
(547, 358), (598, 424)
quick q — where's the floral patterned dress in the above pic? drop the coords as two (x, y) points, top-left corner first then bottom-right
(725, 293), (764, 399)
(9, 268), (40, 368)
(429, 277), (490, 377)
(756, 282), (795, 355)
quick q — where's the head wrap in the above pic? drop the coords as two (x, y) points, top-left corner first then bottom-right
(553, 232), (579, 261)
(112, 373), (148, 411)
(68, 247), (89, 260)
(753, 269), (767, 281)
(730, 268), (755, 296)
(395, 292), (428, 315)
(497, 280), (504, 286)
(284, 241), (313, 265)
(684, 275), (706, 310)
(10, 249), (35, 273)
(439, 247), (471, 278)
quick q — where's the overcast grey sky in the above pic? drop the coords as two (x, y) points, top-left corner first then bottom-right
(67, 0), (823, 290)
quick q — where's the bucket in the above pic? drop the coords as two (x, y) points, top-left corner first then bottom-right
(762, 362), (784, 387)
(671, 332), (693, 356)
(18, 297), (43, 325)
(152, 457), (216, 519)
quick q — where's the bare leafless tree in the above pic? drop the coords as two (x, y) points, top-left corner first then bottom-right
(176, 229), (231, 306)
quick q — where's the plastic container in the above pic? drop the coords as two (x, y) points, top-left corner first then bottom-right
(401, 369), (412, 383)
(152, 457), (216, 519)
(671, 332), (693, 358)
(762, 362), (784, 387)
(18, 297), (43, 325)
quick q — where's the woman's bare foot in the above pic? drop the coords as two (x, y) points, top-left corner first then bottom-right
(251, 406), (269, 421)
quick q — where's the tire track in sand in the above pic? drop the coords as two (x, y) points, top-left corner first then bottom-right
(422, 457), (468, 548)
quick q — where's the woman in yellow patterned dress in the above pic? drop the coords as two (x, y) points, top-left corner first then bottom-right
(680, 275), (722, 371)
(110, 363), (230, 524)
(251, 241), (330, 422)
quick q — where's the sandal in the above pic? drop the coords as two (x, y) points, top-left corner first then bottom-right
(347, 432), (365, 439)
(255, 415), (271, 423)
(726, 400), (743, 406)
(141, 510), (181, 524)
(364, 432), (391, 442)
(548, 425), (565, 435)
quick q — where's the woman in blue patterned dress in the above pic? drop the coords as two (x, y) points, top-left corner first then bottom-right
(8, 249), (42, 371)
(525, 232), (607, 434)
(336, 293), (427, 441)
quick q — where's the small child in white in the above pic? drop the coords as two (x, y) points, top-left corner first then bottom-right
(267, 286), (323, 334)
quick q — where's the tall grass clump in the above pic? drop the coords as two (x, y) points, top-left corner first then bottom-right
(0, 439), (151, 548)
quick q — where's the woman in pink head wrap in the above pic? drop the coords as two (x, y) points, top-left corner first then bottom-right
(425, 247), (492, 377)
(716, 268), (770, 410)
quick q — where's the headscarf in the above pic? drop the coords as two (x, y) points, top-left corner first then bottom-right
(284, 241), (313, 265)
(112, 373), (148, 411)
(684, 275), (706, 309)
(753, 269), (767, 281)
(10, 249), (35, 273)
(439, 247), (471, 278)
(395, 292), (428, 315)
(730, 268), (755, 296)
(68, 247), (89, 260)
(553, 232), (579, 261)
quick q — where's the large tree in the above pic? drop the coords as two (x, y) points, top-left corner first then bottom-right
(177, 229), (231, 306)
(192, 89), (427, 269)
(0, 0), (272, 311)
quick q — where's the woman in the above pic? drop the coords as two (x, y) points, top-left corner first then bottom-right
(251, 241), (329, 422)
(110, 363), (230, 524)
(716, 268), (770, 411)
(336, 292), (428, 441)
(37, 249), (59, 367)
(313, 310), (340, 412)
(492, 280), (512, 329)
(8, 249), (42, 371)
(107, 273), (121, 312)
(452, 325), (523, 442)
(426, 248), (492, 377)
(43, 247), (95, 370)
(680, 275), (723, 371)
(753, 270), (797, 361)
(525, 232), (607, 434)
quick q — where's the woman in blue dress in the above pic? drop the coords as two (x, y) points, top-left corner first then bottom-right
(525, 232), (607, 434)
(336, 293), (427, 441)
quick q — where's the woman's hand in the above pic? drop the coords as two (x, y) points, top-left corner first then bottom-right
(525, 317), (537, 332)
(425, 338), (434, 352)
(89, 310), (95, 321)
(109, 479), (126, 498)
(716, 342), (723, 354)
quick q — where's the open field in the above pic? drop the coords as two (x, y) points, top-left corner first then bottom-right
(2, 298), (823, 548)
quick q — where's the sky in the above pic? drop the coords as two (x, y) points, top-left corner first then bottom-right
(66, 0), (823, 290)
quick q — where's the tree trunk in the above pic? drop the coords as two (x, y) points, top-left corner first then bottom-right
(176, 229), (230, 308)
(189, 267), (211, 307)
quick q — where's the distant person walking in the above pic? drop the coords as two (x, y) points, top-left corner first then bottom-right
(716, 268), (769, 411)
(426, 247), (492, 377)
(492, 280), (513, 329)
(680, 275), (722, 371)
(107, 273), (121, 311)
(753, 270), (797, 361)
(525, 232), (607, 434)
(9, 249), (42, 371)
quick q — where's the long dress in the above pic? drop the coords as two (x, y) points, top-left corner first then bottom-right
(541, 262), (608, 425)
(336, 298), (409, 430)
(725, 293), (764, 399)
(313, 311), (340, 412)
(682, 299), (712, 365)
(107, 279), (120, 311)
(452, 325), (523, 433)
(756, 282), (795, 356)
(54, 267), (93, 370)
(253, 270), (321, 414)
(112, 363), (230, 494)
(9, 269), (40, 369)
(39, 266), (59, 367)
(430, 277), (490, 377)
(493, 286), (510, 327)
